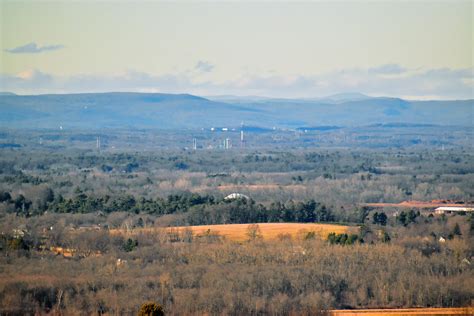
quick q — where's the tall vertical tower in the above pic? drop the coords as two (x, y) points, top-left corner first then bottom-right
(96, 136), (101, 151)
(192, 138), (197, 150)
(240, 121), (244, 148)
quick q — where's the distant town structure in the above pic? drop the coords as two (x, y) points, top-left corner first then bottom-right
(224, 138), (231, 150)
(192, 138), (197, 150)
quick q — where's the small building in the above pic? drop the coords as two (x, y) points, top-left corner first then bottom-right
(12, 228), (26, 238)
(73, 224), (102, 231)
(224, 193), (250, 201)
(434, 207), (474, 215)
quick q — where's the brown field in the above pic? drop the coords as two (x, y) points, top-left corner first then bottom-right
(112, 223), (357, 242)
(330, 307), (474, 315)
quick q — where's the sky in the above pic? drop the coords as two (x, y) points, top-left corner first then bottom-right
(0, 0), (473, 99)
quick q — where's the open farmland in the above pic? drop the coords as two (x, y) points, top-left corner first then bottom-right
(168, 222), (357, 241)
(112, 222), (357, 242)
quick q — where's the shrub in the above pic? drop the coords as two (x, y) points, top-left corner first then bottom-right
(246, 224), (262, 241)
(0, 191), (12, 202)
(327, 233), (359, 245)
(304, 231), (316, 240)
(138, 302), (164, 316)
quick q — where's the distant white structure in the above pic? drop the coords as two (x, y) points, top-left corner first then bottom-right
(224, 138), (231, 149)
(192, 138), (197, 150)
(435, 207), (474, 214)
(224, 193), (249, 200)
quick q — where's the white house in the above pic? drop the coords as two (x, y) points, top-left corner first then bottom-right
(224, 193), (250, 200)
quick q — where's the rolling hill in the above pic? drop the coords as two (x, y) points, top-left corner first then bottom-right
(0, 92), (472, 129)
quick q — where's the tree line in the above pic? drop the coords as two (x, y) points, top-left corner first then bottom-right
(0, 189), (336, 226)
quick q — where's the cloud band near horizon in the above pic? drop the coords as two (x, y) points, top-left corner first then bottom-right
(0, 64), (472, 100)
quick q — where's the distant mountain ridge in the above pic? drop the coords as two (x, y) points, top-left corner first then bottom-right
(0, 92), (472, 129)
(206, 92), (371, 104)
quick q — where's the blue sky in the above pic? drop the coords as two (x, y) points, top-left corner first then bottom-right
(0, 1), (472, 99)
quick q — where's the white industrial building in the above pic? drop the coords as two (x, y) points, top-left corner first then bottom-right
(434, 207), (474, 214)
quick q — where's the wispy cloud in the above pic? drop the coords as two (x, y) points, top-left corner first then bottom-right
(368, 64), (407, 75)
(194, 61), (214, 73)
(1, 64), (472, 100)
(5, 42), (64, 54)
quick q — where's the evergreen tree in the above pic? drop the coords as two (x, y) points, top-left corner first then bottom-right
(453, 223), (462, 236)
(397, 211), (408, 226)
(381, 231), (391, 243)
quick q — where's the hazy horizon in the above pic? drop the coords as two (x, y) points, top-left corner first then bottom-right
(1, 90), (473, 102)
